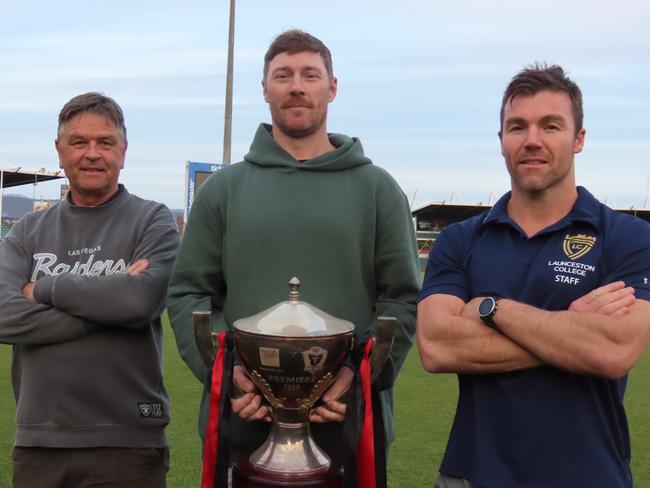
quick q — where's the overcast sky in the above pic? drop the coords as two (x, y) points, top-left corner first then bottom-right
(1, 0), (649, 210)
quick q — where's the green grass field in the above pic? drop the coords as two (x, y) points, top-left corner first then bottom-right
(1, 317), (649, 487)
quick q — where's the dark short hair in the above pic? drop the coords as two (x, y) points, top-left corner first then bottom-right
(500, 63), (583, 135)
(263, 29), (333, 79)
(57, 92), (127, 142)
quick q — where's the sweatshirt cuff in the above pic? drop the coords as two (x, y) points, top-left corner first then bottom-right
(344, 353), (357, 372)
(33, 275), (56, 306)
(232, 346), (243, 366)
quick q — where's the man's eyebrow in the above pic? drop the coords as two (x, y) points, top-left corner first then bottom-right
(504, 114), (568, 126)
(270, 66), (292, 74)
(504, 116), (526, 126)
(271, 65), (324, 74)
(539, 114), (567, 125)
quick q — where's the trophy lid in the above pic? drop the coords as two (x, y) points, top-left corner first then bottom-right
(233, 277), (354, 337)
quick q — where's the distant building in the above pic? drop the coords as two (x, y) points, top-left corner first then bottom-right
(412, 202), (650, 271)
(33, 200), (57, 212)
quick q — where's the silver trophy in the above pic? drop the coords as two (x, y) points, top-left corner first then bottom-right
(233, 277), (354, 474)
(193, 277), (397, 483)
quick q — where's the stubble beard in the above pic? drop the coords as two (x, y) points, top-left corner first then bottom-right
(271, 106), (327, 140)
(510, 160), (573, 198)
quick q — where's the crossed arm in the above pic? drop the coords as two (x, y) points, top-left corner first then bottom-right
(0, 228), (93, 345)
(417, 281), (650, 379)
(22, 259), (149, 300)
(0, 207), (179, 345)
(29, 211), (179, 327)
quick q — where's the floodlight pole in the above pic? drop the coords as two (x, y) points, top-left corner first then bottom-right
(222, 0), (236, 165)
(0, 170), (4, 226)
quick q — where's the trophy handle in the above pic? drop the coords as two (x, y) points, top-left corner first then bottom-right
(371, 316), (397, 383)
(193, 311), (217, 368)
(192, 311), (249, 400)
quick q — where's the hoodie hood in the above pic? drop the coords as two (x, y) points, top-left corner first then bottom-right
(244, 123), (372, 171)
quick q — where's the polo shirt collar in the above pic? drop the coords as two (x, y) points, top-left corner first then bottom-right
(481, 186), (601, 232)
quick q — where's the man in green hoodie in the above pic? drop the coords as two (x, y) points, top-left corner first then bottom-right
(167, 29), (419, 479)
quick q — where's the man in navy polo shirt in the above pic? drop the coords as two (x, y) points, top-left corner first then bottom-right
(417, 64), (650, 488)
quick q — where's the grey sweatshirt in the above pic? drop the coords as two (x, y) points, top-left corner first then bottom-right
(0, 186), (179, 448)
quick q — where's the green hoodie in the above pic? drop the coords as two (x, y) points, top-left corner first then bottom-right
(168, 123), (419, 460)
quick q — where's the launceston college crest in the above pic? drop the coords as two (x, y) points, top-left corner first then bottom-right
(563, 234), (596, 260)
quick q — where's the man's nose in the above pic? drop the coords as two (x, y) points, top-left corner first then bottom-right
(84, 142), (101, 160)
(524, 127), (542, 149)
(289, 77), (305, 95)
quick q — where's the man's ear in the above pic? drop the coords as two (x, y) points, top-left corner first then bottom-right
(573, 128), (586, 154)
(498, 130), (505, 157)
(55, 139), (63, 168)
(121, 140), (128, 168)
(328, 76), (338, 103)
(262, 79), (269, 103)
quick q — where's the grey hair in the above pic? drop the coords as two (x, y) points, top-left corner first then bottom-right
(57, 92), (127, 142)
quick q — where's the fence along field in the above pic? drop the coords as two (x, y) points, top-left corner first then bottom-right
(1, 316), (648, 487)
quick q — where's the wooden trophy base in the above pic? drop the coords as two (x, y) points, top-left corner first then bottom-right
(232, 452), (343, 487)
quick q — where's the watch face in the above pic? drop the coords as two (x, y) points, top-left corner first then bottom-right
(478, 297), (495, 317)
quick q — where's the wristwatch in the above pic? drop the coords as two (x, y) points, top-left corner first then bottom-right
(478, 296), (499, 328)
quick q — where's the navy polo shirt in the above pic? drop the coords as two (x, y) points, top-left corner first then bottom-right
(419, 187), (650, 488)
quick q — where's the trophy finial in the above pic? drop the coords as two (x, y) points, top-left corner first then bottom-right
(289, 277), (301, 303)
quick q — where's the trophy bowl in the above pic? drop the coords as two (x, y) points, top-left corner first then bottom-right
(233, 277), (354, 476)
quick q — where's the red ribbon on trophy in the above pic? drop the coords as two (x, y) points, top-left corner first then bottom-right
(356, 336), (376, 488)
(201, 331), (227, 488)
